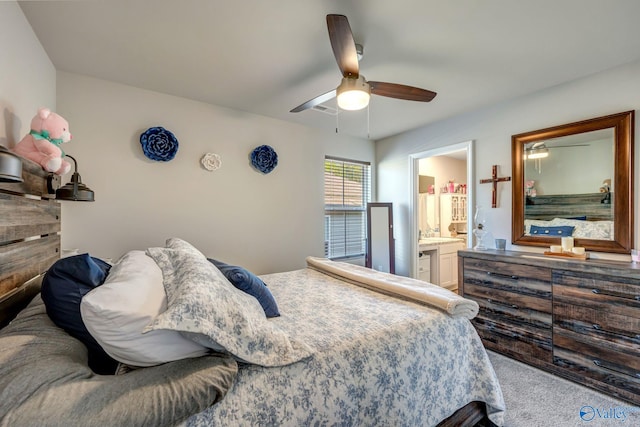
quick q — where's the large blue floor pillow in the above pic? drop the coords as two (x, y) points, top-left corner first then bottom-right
(41, 254), (118, 374)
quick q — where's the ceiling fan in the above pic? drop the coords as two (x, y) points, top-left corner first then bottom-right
(290, 14), (437, 113)
(525, 141), (590, 159)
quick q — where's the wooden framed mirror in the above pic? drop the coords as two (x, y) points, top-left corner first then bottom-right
(512, 111), (634, 253)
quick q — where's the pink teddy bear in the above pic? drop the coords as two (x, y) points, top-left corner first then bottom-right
(525, 180), (536, 197)
(12, 107), (72, 175)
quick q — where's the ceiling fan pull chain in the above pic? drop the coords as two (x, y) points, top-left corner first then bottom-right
(367, 103), (370, 139)
(335, 106), (339, 133)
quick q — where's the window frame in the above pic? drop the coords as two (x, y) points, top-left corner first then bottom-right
(324, 156), (371, 260)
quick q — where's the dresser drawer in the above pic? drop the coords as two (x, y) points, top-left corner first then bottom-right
(473, 317), (552, 364)
(463, 258), (552, 298)
(467, 286), (551, 329)
(554, 331), (640, 403)
(553, 271), (640, 303)
(554, 298), (640, 348)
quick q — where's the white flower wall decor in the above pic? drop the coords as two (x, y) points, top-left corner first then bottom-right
(201, 153), (222, 171)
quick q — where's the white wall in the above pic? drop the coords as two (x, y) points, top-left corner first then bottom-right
(419, 156), (467, 194)
(377, 60), (640, 276)
(525, 139), (612, 195)
(56, 72), (374, 274)
(0, 2), (56, 148)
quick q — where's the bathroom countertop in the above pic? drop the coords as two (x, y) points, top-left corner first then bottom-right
(419, 237), (465, 247)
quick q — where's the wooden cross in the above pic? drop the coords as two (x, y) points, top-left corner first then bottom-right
(480, 165), (511, 208)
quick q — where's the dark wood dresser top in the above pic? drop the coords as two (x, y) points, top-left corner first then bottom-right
(459, 249), (640, 278)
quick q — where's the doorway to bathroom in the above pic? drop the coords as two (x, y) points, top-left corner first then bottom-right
(408, 141), (475, 281)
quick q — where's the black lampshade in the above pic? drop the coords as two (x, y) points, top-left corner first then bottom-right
(0, 145), (23, 183)
(55, 155), (95, 202)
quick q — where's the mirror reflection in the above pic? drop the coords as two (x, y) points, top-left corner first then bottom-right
(524, 129), (615, 241)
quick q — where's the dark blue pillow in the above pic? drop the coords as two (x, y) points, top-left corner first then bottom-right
(208, 258), (280, 318)
(530, 225), (575, 236)
(41, 254), (118, 374)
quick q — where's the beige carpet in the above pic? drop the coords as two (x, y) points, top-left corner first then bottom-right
(487, 351), (639, 427)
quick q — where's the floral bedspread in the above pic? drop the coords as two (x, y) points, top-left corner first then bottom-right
(185, 268), (505, 427)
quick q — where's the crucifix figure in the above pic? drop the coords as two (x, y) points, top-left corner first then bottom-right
(480, 165), (511, 208)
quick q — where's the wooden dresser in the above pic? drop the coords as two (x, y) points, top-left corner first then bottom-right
(459, 249), (640, 406)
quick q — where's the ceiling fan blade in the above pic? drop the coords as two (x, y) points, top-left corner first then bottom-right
(326, 14), (359, 78)
(290, 89), (337, 113)
(548, 144), (591, 148)
(529, 144), (591, 150)
(369, 81), (437, 102)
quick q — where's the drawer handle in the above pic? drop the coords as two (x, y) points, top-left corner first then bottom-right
(487, 298), (518, 310)
(593, 359), (640, 379)
(486, 271), (519, 280)
(592, 324), (640, 341)
(591, 288), (640, 302)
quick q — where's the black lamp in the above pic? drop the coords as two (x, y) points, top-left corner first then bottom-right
(0, 145), (23, 182)
(55, 155), (95, 201)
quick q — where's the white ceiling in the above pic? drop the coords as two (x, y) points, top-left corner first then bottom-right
(19, 0), (640, 141)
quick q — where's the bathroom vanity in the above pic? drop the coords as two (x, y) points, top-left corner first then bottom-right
(418, 237), (465, 291)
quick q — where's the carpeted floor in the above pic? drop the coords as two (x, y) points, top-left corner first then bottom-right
(487, 351), (639, 427)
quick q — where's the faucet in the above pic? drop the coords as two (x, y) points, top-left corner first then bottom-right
(421, 224), (433, 239)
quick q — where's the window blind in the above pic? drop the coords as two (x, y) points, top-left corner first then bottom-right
(324, 157), (371, 259)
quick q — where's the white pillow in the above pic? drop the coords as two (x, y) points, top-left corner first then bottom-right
(80, 250), (208, 367)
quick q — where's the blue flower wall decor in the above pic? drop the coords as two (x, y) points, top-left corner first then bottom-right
(250, 145), (278, 174)
(140, 127), (179, 161)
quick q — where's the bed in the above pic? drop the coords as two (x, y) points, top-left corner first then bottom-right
(524, 193), (615, 240)
(0, 159), (505, 427)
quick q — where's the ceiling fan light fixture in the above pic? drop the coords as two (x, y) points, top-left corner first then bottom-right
(525, 147), (549, 160)
(336, 76), (370, 110)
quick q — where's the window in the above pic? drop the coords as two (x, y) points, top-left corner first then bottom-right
(324, 157), (371, 260)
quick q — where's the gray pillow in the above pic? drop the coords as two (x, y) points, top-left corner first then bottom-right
(0, 295), (238, 427)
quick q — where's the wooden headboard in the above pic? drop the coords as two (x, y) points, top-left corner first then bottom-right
(0, 157), (61, 327)
(525, 192), (614, 221)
